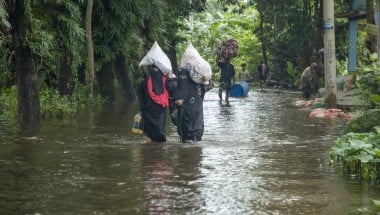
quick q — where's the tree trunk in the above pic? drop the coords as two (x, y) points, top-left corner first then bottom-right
(8, 0), (40, 129)
(315, 0), (324, 64)
(167, 38), (178, 74)
(258, 9), (267, 64)
(115, 56), (136, 102)
(58, 50), (75, 96)
(366, 0), (376, 53)
(86, 0), (94, 96)
(377, 0), (380, 65)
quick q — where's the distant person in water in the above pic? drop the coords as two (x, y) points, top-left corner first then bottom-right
(239, 63), (248, 81)
(257, 60), (267, 89)
(217, 60), (235, 106)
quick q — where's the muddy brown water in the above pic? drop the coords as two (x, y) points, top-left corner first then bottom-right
(0, 88), (379, 214)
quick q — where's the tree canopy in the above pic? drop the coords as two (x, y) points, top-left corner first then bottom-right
(1, 0), (377, 129)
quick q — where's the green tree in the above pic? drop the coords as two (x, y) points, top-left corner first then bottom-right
(90, 0), (207, 102)
(4, 0), (86, 129)
(0, 0), (13, 89)
(7, 0), (41, 129)
(86, 0), (95, 96)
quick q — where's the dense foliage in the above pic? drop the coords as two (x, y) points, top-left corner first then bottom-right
(0, 0), (207, 130)
(192, 0), (351, 86)
(355, 53), (380, 109)
(0, 0), (378, 133)
(329, 126), (380, 182)
(345, 109), (380, 133)
(177, 0), (260, 82)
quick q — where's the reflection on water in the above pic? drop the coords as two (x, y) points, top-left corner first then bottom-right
(0, 88), (379, 214)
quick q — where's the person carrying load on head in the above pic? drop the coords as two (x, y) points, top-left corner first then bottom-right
(138, 42), (176, 143)
(173, 64), (213, 143)
(217, 60), (235, 106)
(171, 43), (213, 143)
(216, 39), (238, 106)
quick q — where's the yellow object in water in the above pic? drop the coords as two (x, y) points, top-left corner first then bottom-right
(132, 113), (143, 134)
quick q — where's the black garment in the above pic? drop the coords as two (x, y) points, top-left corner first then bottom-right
(217, 62), (235, 104)
(218, 62), (235, 88)
(168, 75), (179, 127)
(173, 67), (206, 142)
(303, 82), (312, 100)
(151, 69), (164, 94)
(137, 69), (167, 142)
(311, 67), (324, 95)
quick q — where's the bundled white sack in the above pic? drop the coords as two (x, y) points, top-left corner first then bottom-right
(139, 41), (172, 75)
(180, 43), (212, 84)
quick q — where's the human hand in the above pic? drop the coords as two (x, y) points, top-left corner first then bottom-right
(167, 71), (176, 78)
(175, 99), (184, 106)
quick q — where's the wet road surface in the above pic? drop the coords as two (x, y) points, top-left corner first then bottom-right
(0, 88), (379, 214)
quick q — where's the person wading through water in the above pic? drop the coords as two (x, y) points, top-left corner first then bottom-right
(138, 64), (175, 143)
(172, 64), (213, 143)
(258, 60), (267, 89)
(217, 60), (235, 106)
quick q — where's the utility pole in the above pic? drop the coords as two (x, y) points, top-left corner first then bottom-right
(323, 0), (337, 108)
(377, 0), (380, 65)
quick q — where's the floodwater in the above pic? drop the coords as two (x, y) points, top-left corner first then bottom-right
(0, 87), (379, 215)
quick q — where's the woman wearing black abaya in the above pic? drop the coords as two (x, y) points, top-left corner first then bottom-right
(138, 65), (171, 143)
(173, 65), (213, 143)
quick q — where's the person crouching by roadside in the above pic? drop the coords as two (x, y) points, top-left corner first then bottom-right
(300, 63), (318, 100)
(138, 64), (175, 143)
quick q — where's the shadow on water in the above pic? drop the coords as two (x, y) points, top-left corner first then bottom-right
(0, 88), (379, 214)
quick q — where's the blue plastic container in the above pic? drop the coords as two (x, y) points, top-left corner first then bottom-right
(229, 81), (250, 97)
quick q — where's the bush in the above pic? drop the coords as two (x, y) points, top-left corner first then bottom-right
(0, 86), (19, 132)
(0, 86), (18, 120)
(345, 109), (380, 133)
(0, 83), (105, 126)
(40, 84), (105, 118)
(329, 127), (380, 181)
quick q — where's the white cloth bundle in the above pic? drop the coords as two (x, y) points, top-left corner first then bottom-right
(180, 43), (212, 84)
(139, 41), (172, 75)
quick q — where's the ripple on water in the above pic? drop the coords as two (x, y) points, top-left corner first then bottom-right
(0, 88), (370, 215)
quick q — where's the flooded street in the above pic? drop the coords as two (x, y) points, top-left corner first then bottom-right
(1, 88), (379, 214)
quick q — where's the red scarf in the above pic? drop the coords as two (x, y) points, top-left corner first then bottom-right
(147, 75), (169, 108)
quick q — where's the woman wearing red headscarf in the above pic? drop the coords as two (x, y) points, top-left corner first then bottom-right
(138, 64), (172, 143)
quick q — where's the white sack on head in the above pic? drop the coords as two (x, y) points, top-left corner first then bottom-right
(180, 43), (212, 84)
(139, 41), (172, 75)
